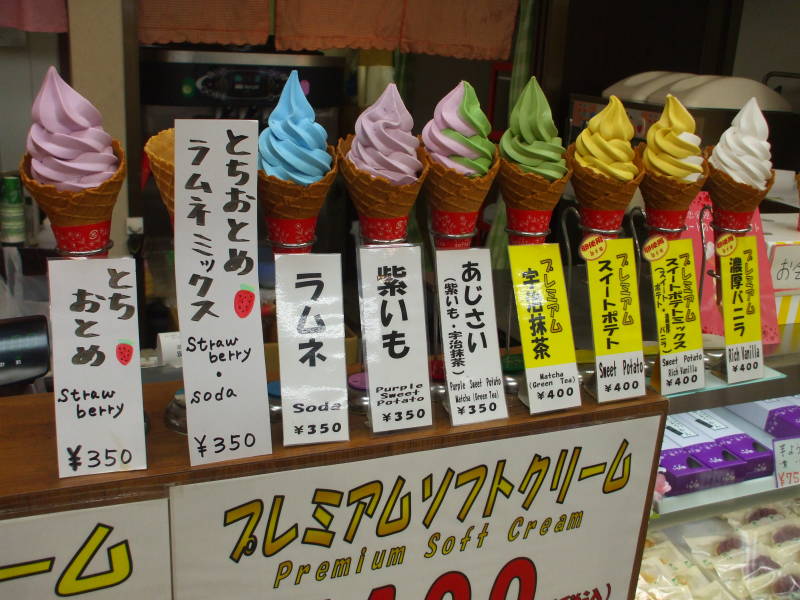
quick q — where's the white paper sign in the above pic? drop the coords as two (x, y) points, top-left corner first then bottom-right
(48, 257), (146, 478)
(596, 351), (647, 402)
(358, 245), (432, 432)
(435, 249), (506, 425)
(174, 119), (271, 464)
(774, 437), (800, 488)
(0, 499), (170, 598)
(770, 243), (800, 291)
(725, 341), (764, 384)
(275, 254), (349, 445)
(169, 415), (660, 599)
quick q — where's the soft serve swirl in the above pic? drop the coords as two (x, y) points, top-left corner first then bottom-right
(26, 66), (118, 192)
(347, 84), (422, 186)
(421, 81), (494, 177)
(643, 94), (704, 182)
(499, 76), (567, 181)
(574, 95), (638, 182)
(258, 70), (332, 185)
(709, 97), (772, 190)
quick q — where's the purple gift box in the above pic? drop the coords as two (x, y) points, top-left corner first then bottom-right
(666, 415), (748, 485)
(687, 409), (774, 480)
(727, 397), (800, 439)
(659, 435), (713, 495)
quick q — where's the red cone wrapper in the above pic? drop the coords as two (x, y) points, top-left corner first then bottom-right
(429, 357), (445, 381)
(360, 215), (408, 243)
(431, 208), (478, 250)
(645, 207), (690, 240)
(578, 207), (625, 239)
(266, 216), (317, 254)
(714, 208), (755, 237)
(52, 221), (111, 257)
(506, 206), (553, 245)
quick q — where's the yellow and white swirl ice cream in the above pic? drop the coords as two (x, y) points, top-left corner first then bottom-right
(643, 94), (703, 182)
(574, 95), (638, 182)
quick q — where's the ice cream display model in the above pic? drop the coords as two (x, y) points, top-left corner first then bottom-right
(638, 94), (709, 238)
(498, 76), (571, 245)
(421, 80), (499, 249)
(705, 97), (775, 237)
(258, 70), (338, 253)
(338, 83), (429, 243)
(566, 95), (644, 239)
(19, 66), (126, 256)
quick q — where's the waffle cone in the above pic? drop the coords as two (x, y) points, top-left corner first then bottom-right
(258, 146), (338, 219)
(337, 134), (429, 219)
(637, 143), (709, 212)
(422, 146), (499, 214)
(565, 143), (644, 211)
(143, 128), (175, 218)
(19, 139), (126, 227)
(704, 146), (775, 214)
(499, 157), (571, 212)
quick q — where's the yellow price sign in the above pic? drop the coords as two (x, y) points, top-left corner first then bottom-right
(508, 244), (580, 413)
(720, 235), (763, 383)
(585, 238), (645, 402)
(649, 238), (705, 394)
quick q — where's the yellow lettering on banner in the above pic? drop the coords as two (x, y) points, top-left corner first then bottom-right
(649, 238), (703, 356)
(55, 524), (132, 596)
(0, 557), (55, 582)
(376, 478), (410, 537)
(263, 496), (299, 557)
(721, 235), (762, 345)
(586, 239), (644, 357)
(302, 489), (344, 547)
(223, 499), (263, 562)
(421, 469), (455, 529)
(344, 481), (383, 543)
(508, 244), (578, 368)
(454, 466), (487, 522)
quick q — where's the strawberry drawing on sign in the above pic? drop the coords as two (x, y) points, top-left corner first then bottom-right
(116, 340), (133, 366)
(234, 285), (256, 318)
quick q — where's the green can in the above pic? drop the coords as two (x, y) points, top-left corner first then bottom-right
(1, 176), (25, 244)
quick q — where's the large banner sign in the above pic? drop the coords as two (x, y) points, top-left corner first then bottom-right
(171, 416), (660, 599)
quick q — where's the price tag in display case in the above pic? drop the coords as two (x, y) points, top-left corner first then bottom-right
(275, 253), (349, 444)
(48, 257), (146, 478)
(774, 438), (800, 488)
(583, 236), (646, 402)
(174, 119), (271, 464)
(435, 248), (506, 425)
(358, 244), (432, 432)
(645, 236), (705, 394)
(0, 499), (171, 598)
(169, 415), (661, 599)
(508, 244), (581, 413)
(718, 234), (764, 383)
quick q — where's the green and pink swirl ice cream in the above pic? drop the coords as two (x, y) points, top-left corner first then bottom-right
(421, 81), (494, 177)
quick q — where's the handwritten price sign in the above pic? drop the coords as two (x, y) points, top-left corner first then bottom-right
(0, 500), (170, 598)
(48, 257), (146, 477)
(774, 438), (800, 488)
(170, 416), (659, 599)
(174, 119), (271, 464)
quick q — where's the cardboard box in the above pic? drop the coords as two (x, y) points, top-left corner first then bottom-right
(687, 409), (774, 480)
(726, 396), (800, 439)
(666, 415), (748, 485)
